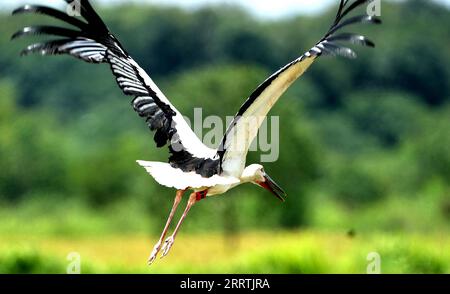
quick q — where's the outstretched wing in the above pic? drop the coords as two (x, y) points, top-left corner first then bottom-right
(217, 0), (381, 177)
(12, 0), (220, 177)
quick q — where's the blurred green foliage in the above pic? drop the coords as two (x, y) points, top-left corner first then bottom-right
(0, 0), (449, 273)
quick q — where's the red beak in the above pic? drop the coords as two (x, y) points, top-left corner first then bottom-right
(257, 173), (286, 202)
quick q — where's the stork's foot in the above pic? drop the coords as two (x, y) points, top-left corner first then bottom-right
(160, 236), (175, 258)
(148, 242), (162, 265)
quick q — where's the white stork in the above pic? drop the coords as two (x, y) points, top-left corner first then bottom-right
(12, 0), (380, 264)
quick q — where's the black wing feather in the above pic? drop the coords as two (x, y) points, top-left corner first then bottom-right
(314, 0), (381, 58)
(327, 33), (375, 47)
(12, 25), (85, 40)
(12, 0), (219, 177)
(12, 5), (89, 30)
(326, 15), (381, 37)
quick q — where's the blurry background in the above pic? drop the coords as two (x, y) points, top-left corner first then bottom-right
(0, 0), (449, 273)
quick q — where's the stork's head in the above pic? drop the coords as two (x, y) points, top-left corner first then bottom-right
(242, 164), (286, 202)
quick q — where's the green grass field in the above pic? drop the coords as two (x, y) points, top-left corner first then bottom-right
(1, 231), (448, 274)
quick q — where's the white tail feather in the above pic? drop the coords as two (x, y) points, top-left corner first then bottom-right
(136, 161), (239, 190)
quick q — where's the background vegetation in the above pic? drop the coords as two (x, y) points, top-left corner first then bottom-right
(0, 0), (448, 273)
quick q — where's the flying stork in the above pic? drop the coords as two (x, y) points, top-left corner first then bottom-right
(12, 0), (380, 264)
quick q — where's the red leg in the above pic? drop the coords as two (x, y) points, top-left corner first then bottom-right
(160, 191), (206, 258)
(148, 189), (186, 265)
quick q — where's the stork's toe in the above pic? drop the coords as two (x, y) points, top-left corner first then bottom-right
(160, 236), (175, 258)
(148, 242), (162, 265)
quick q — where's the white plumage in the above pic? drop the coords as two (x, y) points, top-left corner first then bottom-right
(136, 161), (239, 191)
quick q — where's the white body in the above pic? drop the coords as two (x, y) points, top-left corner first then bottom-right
(137, 161), (264, 196)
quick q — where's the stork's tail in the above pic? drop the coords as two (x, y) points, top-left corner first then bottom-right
(305, 0), (381, 59)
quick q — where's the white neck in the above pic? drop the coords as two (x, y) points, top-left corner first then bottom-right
(240, 164), (264, 183)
